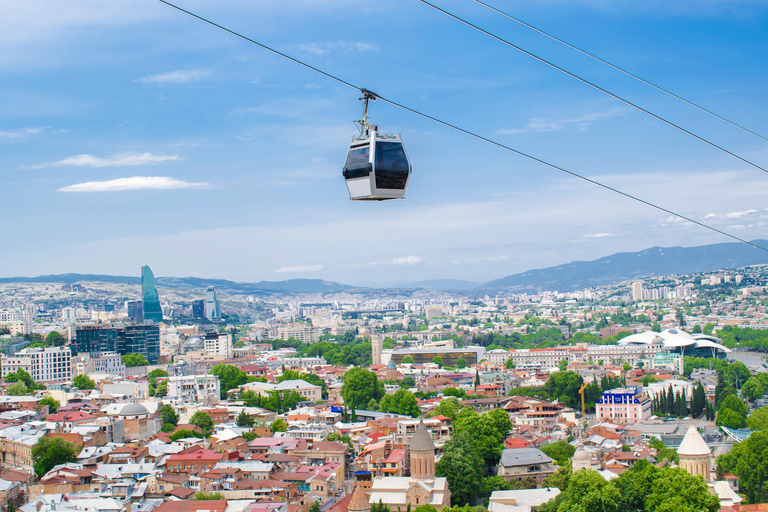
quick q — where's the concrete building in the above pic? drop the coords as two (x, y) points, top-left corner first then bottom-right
(167, 374), (221, 404)
(270, 323), (320, 344)
(72, 352), (126, 378)
(632, 281), (643, 302)
(0, 308), (33, 336)
(0, 346), (72, 383)
(204, 332), (232, 358)
(595, 387), (652, 424)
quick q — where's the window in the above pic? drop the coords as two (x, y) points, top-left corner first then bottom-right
(343, 146), (371, 179)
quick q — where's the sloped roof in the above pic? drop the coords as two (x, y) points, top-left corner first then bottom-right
(409, 418), (435, 453)
(677, 424), (711, 456)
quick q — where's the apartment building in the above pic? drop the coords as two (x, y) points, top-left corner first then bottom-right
(167, 374), (221, 404)
(269, 323), (319, 344)
(204, 332), (232, 358)
(0, 308), (34, 336)
(72, 351), (126, 378)
(0, 346), (72, 383)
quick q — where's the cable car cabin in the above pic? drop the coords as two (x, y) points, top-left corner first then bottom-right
(343, 130), (411, 200)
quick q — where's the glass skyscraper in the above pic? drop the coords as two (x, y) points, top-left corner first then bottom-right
(141, 265), (163, 323)
(204, 286), (220, 321)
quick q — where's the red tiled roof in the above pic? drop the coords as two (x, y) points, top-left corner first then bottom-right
(167, 449), (224, 463)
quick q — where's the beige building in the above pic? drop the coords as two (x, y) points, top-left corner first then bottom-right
(677, 424), (711, 481)
(242, 379), (322, 402)
(1, 346), (72, 383)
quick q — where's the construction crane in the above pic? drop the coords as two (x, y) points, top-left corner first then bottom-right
(579, 382), (588, 418)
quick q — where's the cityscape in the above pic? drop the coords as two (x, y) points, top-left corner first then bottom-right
(3, 2), (768, 512)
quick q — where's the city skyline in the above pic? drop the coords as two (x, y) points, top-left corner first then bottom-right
(2, 1), (768, 285)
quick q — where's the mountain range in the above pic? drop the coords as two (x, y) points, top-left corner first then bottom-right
(1, 239), (767, 295)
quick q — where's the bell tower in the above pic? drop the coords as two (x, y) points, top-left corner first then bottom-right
(409, 418), (436, 479)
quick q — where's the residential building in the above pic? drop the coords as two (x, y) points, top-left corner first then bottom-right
(167, 374), (221, 404)
(167, 449), (224, 474)
(72, 351), (126, 378)
(632, 281), (643, 302)
(0, 308), (33, 336)
(242, 379), (322, 402)
(0, 346), (72, 382)
(204, 332), (232, 358)
(497, 448), (556, 486)
(595, 387), (652, 424)
(270, 323), (320, 344)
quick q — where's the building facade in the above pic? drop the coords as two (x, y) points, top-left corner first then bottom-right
(141, 265), (163, 323)
(595, 387), (652, 424)
(0, 346), (72, 383)
(167, 374), (221, 404)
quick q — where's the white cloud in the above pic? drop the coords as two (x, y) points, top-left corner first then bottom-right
(135, 69), (211, 85)
(57, 176), (208, 193)
(297, 40), (379, 56)
(275, 264), (324, 273)
(497, 107), (626, 135)
(0, 127), (44, 138)
(36, 152), (182, 168)
(390, 255), (422, 265)
(584, 233), (613, 238)
(703, 209), (759, 220)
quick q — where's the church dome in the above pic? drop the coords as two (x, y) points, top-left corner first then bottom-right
(119, 403), (149, 416)
(573, 446), (590, 460)
(184, 335), (204, 352)
(677, 424), (711, 456)
(410, 418), (436, 453)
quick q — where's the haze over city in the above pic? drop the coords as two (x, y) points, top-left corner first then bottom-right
(2, 1), (768, 285)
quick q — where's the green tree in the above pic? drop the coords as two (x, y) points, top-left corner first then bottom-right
(432, 397), (460, 420)
(432, 356), (443, 367)
(747, 406), (768, 430)
(380, 389), (421, 417)
(38, 396), (60, 414)
(436, 430), (484, 505)
(443, 387), (466, 398)
(122, 353), (149, 367)
(309, 502), (321, 512)
(195, 491), (225, 500)
(31, 437), (79, 477)
(366, 398), (380, 411)
(455, 357), (466, 369)
(402, 355), (414, 364)
(209, 364), (250, 399)
(342, 367), (384, 410)
(540, 440), (576, 466)
(190, 411), (214, 436)
(159, 404), (179, 431)
(236, 410), (255, 428)
(271, 418), (288, 432)
(542, 463), (572, 491)
(453, 408), (511, 469)
(644, 467), (719, 512)
(719, 430), (768, 503)
(7, 382), (29, 396)
(505, 359), (515, 370)
(717, 395), (748, 428)
(155, 379), (168, 398)
(45, 331), (66, 346)
(148, 368), (168, 396)
(399, 376), (416, 389)
(4, 369), (35, 389)
(741, 376), (765, 402)
(558, 359), (568, 372)
(169, 429), (204, 441)
(73, 374), (95, 390)
(555, 468), (620, 512)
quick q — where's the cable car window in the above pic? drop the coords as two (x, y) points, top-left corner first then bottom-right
(375, 141), (409, 190)
(343, 146), (371, 180)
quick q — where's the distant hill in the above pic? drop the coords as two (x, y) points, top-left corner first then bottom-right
(478, 239), (768, 293)
(0, 274), (357, 295)
(397, 279), (480, 291)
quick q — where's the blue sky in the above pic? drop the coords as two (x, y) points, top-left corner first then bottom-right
(2, 0), (768, 286)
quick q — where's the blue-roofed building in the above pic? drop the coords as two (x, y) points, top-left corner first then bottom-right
(596, 387), (652, 424)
